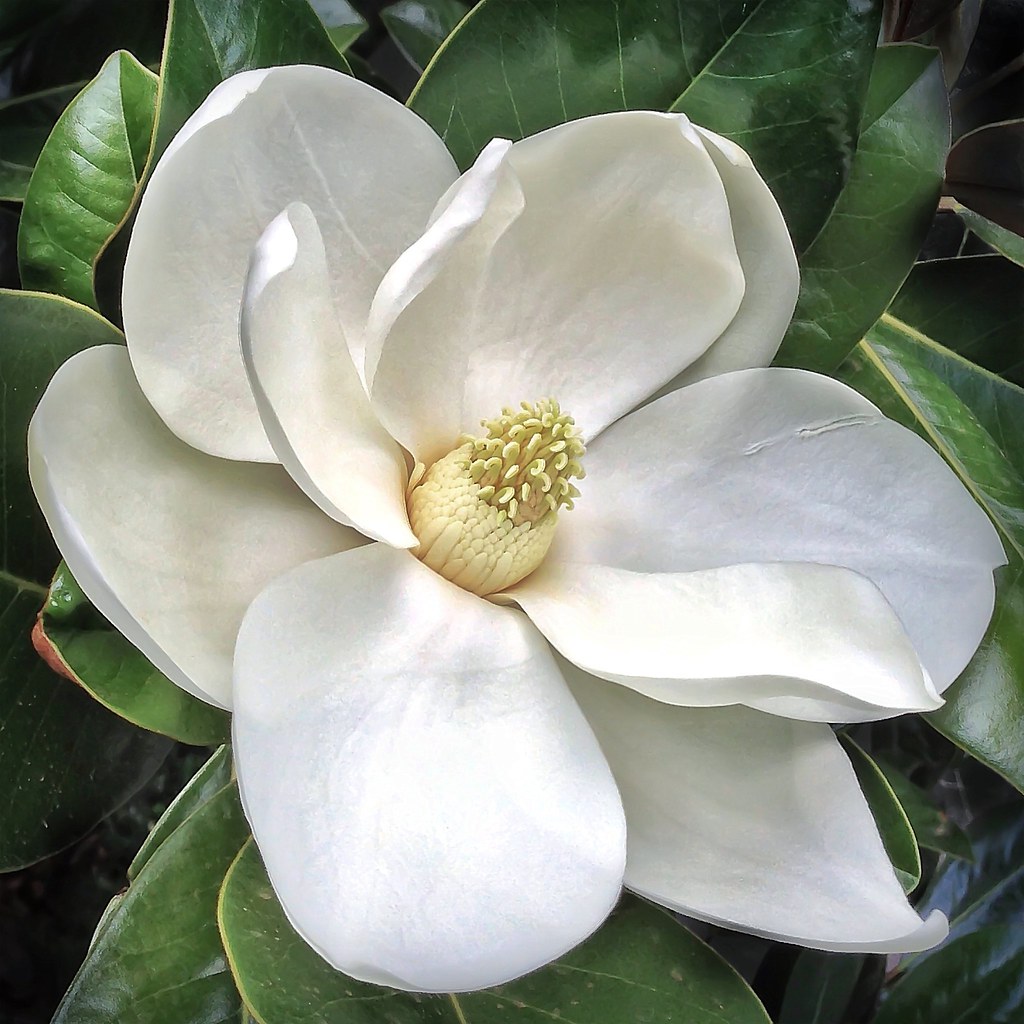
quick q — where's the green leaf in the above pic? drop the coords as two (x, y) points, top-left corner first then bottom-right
(0, 290), (174, 870)
(220, 839), (771, 1023)
(874, 925), (1024, 1024)
(310, 0), (368, 52)
(53, 782), (249, 1024)
(153, 0), (351, 161)
(18, 51), (157, 311)
(953, 203), (1024, 267)
(0, 82), (81, 202)
(915, 804), (1024, 952)
(888, 256), (1024, 383)
(837, 320), (1024, 791)
(129, 745), (233, 881)
(875, 757), (974, 860)
(382, 0), (468, 72)
(947, 119), (1024, 236)
(776, 44), (947, 372)
(667, 0), (881, 252)
(777, 949), (864, 1024)
(840, 735), (921, 893)
(409, 0), (880, 251)
(35, 562), (230, 745)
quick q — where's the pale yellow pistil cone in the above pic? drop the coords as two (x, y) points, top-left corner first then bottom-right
(408, 400), (585, 596)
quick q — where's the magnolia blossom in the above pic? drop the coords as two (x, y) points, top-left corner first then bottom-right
(29, 65), (1002, 993)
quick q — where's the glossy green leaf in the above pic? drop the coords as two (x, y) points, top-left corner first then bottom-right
(382, 0), (468, 71)
(838, 320), (1024, 791)
(18, 51), (157, 310)
(0, 82), (80, 202)
(888, 256), (1024, 382)
(875, 757), (974, 860)
(153, 0), (351, 161)
(220, 839), (770, 1024)
(776, 44), (947, 371)
(53, 782), (249, 1024)
(954, 203), (1024, 267)
(409, 0), (880, 251)
(36, 562), (230, 745)
(875, 925), (1024, 1024)
(0, 290), (173, 870)
(915, 804), (1024, 953)
(777, 949), (864, 1024)
(129, 745), (233, 881)
(310, 0), (368, 52)
(840, 735), (921, 893)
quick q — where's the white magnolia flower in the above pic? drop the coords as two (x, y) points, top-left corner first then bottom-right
(29, 65), (1003, 993)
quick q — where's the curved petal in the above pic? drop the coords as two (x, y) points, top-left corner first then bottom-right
(652, 127), (800, 395)
(368, 111), (745, 465)
(510, 561), (939, 722)
(559, 367), (1004, 692)
(241, 203), (416, 548)
(123, 65), (458, 462)
(232, 544), (626, 993)
(567, 668), (948, 953)
(28, 346), (356, 709)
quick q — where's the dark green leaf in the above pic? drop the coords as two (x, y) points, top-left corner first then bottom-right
(382, 0), (468, 72)
(888, 256), (1024, 382)
(875, 925), (1024, 1023)
(947, 119), (1024, 235)
(1, 0), (166, 95)
(310, 0), (368, 52)
(954, 204), (1024, 266)
(220, 839), (771, 1023)
(777, 949), (864, 1024)
(53, 782), (248, 1024)
(0, 587), (171, 871)
(874, 756), (974, 860)
(776, 45), (947, 371)
(916, 804), (1024, 951)
(0, 291), (170, 871)
(18, 51), (157, 310)
(409, 0), (880, 251)
(128, 745), (233, 881)
(153, 0), (350, 161)
(36, 562), (229, 745)
(840, 735), (921, 892)
(668, 0), (881, 251)
(838, 320), (1024, 791)
(0, 82), (80, 202)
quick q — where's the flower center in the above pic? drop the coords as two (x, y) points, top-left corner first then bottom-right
(408, 400), (585, 596)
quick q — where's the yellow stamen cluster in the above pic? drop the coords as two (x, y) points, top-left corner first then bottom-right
(408, 400), (585, 596)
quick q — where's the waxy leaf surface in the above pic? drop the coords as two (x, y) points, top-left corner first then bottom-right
(409, 0), (881, 250)
(53, 783), (249, 1024)
(777, 44), (947, 371)
(18, 51), (157, 310)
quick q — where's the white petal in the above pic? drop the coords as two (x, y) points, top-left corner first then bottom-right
(232, 544), (626, 993)
(567, 669), (948, 953)
(654, 127), (800, 394)
(367, 111), (745, 464)
(510, 561), (940, 722)
(123, 65), (457, 462)
(561, 367), (1004, 692)
(241, 203), (416, 548)
(28, 346), (356, 709)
